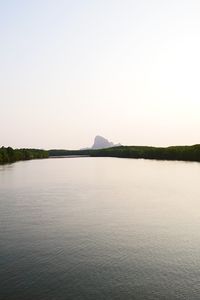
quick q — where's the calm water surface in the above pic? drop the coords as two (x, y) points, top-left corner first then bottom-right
(1, 157), (200, 300)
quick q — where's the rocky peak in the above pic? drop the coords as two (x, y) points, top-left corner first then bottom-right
(92, 135), (116, 149)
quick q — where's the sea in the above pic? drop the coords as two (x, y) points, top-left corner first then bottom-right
(1, 157), (200, 300)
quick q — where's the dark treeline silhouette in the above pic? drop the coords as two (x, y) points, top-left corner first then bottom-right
(0, 147), (49, 164)
(48, 149), (90, 156)
(2, 144), (200, 164)
(49, 144), (200, 162)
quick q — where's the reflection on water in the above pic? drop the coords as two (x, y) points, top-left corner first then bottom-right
(0, 157), (200, 300)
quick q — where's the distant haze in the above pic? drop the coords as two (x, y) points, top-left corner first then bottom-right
(1, 1), (200, 149)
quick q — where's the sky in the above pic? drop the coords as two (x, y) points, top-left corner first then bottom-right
(1, 0), (200, 149)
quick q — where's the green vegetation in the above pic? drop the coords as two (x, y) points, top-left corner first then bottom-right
(48, 149), (91, 156)
(2, 144), (200, 164)
(49, 144), (200, 162)
(0, 147), (49, 164)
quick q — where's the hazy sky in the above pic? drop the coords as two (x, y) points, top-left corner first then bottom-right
(1, 0), (200, 149)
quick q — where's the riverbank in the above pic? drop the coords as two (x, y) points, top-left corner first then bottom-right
(49, 144), (200, 163)
(1, 144), (200, 164)
(0, 147), (49, 164)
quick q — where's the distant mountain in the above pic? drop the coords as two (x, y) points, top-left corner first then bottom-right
(92, 135), (121, 149)
(80, 135), (121, 150)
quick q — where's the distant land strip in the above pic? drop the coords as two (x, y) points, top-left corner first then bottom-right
(49, 144), (200, 163)
(1, 145), (200, 165)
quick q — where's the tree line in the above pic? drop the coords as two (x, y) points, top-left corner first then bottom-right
(49, 144), (200, 162)
(1, 144), (200, 164)
(0, 147), (49, 164)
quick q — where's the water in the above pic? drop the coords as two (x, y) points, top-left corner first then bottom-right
(1, 157), (200, 300)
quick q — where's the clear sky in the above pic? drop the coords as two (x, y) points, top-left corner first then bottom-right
(1, 0), (200, 149)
